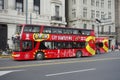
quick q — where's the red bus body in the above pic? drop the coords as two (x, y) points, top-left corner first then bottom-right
(96, 37), (109, 54)
(12, 24), (96, 60)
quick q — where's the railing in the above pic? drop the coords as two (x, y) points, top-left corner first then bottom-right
(51, 16), (62, 21)
(99, 32), (116, 35)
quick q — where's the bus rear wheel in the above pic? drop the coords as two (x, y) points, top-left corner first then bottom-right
(76, 51), (82, 58)
(35, 52), (44, 60)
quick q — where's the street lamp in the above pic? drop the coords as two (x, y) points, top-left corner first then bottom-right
(95, 18), (101, 37)
(26, 0), (28, 24)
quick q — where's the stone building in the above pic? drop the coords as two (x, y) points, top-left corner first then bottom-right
(115, 0), (120, 45)
(0, 0), (66, 50)
(65, 0), (116, 48)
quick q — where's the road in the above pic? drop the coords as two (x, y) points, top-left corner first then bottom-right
(0, 51), (120, 80)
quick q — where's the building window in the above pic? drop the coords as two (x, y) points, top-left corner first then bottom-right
(101, 25), (104, 33)
(34, 0), (40, 14)
(108, 0), (111, 9)
(83, 24), (87, 29)
(91, 10), (95, 19)
(55, 5), (60, 17)
(83, 7), (87, 18)
(101, 0), (104, 8)
(0, 0), (4, 9)
(72, 9), (76, 18)
(96, 11), (100, 18)
(92, 24), (95, 30)
(101, 12), (104, 19)
(83, 0), (87, 5)
(109, 26), (111, 34)
(91, 0), (95, 6)
(108, 12), (111, 19)
(15, 0), (23, 12)
(96, 0), (99, 7)
(72, 0), (76, 5)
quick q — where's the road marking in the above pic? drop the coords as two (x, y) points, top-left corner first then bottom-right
(0, 70), (24, 76)
(0, 71), (13, 76)
(45, 68), (96, 77)
(0, 57), (120, 70)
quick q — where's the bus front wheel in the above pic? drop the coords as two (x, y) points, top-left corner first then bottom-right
(35, 52), (44, 60)
(76, 51), (82, 58)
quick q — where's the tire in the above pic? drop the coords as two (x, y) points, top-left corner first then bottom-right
(35, 52), (44, 60)
(76, 51), (82, 58)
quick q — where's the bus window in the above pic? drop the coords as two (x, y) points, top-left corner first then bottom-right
(66, 42), (72, 48)
(39, 42), (48, 49)
(81, 30), (90, 35)
(52, 28), (58, 34)
(57, 42), (63, 49)
(22, 41), (32, 51)
(43, 27), (51, 33)
(32, 26), (40, 32)
(73, 42), (86, 48)
(34, 41), (37, 48)
(78, 42), (86, 48)
(24, 25), (40, 33)
(73, 30), (78, 34)
(57, 28), (63, 34)
(73, 42), (77, 48)
(39, 42), (54, 49)
(66, 29), (72, 34)
(63, 29), (66, 34)
(24, 27), (32, 32)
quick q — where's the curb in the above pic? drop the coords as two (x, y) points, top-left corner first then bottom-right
(108, 49), (119, 52)
(0, 55), (11, 58)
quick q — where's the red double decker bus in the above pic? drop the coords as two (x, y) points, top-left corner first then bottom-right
(12, 24), (96, 60)
(96, 37), (109, 54)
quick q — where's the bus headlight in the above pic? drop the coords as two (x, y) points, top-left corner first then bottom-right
(12, 53), (20, 57)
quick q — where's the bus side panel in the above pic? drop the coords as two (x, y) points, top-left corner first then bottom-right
(44, 49), (59, 59)
(59, 49), (76, 58)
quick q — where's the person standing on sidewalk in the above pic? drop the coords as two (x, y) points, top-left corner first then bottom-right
(118, 45), (120, 51)
(111, 45), (115, 51)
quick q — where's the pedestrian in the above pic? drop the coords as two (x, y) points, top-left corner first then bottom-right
(0, 49), (2, 55)
(118, 45), (120, 51)
(111, 45), (115, 51)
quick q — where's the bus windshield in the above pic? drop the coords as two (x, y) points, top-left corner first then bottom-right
(22, 41), (32, 51)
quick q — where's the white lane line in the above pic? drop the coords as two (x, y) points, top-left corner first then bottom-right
(0, 71), (13, 76)
(45, 68), (96, 77)
(0, 70), (24, 76)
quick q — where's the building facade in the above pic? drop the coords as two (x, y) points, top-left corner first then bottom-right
(115, 0), (120, 45)
(66, 0), (116, 48)
(0, 0), (66, 50)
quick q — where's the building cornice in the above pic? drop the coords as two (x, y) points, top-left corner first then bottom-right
(51, 0), (62, 5)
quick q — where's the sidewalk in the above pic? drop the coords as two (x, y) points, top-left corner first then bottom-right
(0, 53), (11, 58)
(0, 55), (11, 58)
(108, 49), (119, 52)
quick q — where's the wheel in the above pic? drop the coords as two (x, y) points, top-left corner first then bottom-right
(76, 51), (82, 58)
(35, 52), (44, 60)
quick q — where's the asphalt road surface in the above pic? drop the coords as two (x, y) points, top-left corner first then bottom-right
(0, 51), (120, 80)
